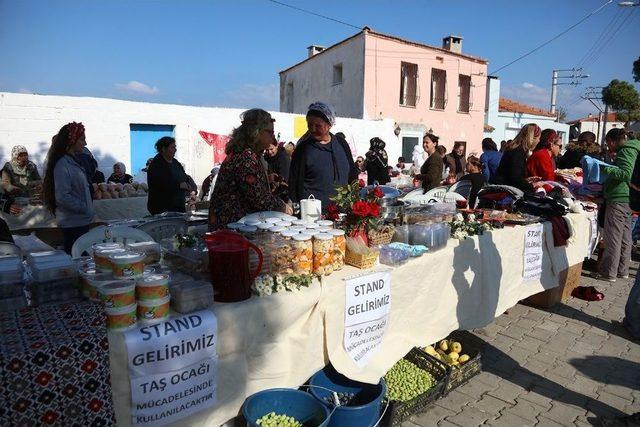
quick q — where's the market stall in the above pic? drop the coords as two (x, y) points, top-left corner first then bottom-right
(0, 197), (151, 231)
(102, 212), (592, 426)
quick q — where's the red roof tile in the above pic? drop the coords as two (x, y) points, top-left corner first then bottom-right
(566, 113), (620, 124)
(498, 98), (556, 118)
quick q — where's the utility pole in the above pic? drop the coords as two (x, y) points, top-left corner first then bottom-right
(581, 86), (607, 148)
(550, 68), (590, 115)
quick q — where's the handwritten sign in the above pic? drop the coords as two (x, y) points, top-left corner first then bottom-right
(523, 224), (543, 281)
(125, 310), (218, 426)
(344, 271), (391, 368)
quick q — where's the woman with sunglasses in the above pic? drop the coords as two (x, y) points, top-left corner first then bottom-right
(526, 128), (561, 182)
(493, 123), (541, 192)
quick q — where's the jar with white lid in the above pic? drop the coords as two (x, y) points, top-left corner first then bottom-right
(329, 229), (345, 271)
(313, 233), (334, 276)
(289, 225), (306, 232)
(316, 220), (334, 228)
(290, 234), (312, 275)
(317, 226), (332, 233)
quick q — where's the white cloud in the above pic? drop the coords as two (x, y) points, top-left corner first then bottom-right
(222, 83), (279, 110)
(501, 82), (549, 107)
(114, 80), (159, 95)
(18, 88), (33, 94)
(522, 82), (535, 89)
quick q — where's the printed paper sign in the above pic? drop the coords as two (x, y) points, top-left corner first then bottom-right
(343, 271), (391, 368)
(131, 358), (217, 426)
(523, 223), (543, 281)
(125, 310), (218, 425)
(587, 215), (598, 257)
(125, 310), (217, 376)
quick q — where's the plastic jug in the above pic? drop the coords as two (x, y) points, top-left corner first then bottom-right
(203, 230), (263, 302)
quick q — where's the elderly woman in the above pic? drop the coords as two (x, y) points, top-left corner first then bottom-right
(107, 162), (133, 184)
(365, 137), (390, 185)
(209, 109), (292, 229)
(288, 102), (358, 211)
(2, 145), (41, 197)
(147, 137), (191, 215)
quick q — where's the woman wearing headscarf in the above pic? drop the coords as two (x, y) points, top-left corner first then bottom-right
(209, 109), (292, 229)
(364, 137), (390, 185)
(526, 129), (560, 182)
(288, 102), (358, 211)
(2, 145), (41, 197)
(42, 122), (95, 254)
(108, 162), (133, 184)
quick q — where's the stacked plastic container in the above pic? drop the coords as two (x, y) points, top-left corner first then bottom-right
(408, 223), (451, 251)
(27, 250), (79, 305)
(0, 255), (27, 311)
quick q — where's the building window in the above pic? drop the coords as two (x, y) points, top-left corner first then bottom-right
(458, 75), (471, 113)
(430, 68), (446, 110)
(333, 63), (343, 85)
(286, 82), (294, 113)
(399, 62), (418, 107)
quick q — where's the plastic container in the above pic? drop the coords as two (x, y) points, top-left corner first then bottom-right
(278, 221), (292, 227)
(226, 222), (243, 231)
(244, 219), (262, 227)
(316, 220), (334, 228)
(80, 267), (116, 301)
(110, 252), (145, 279)
(309, 365), (387, 427)
(329, 229), (346, 271)
(0, 281), (24, 298)
(136, 274), (170, 300)
(291, 234), (313, 275)
(28, 251), (77, 282)
(105, 303), (137, 331)
(242, 388), (330, 427)
(99, 280), (136, 308)
(379, 245), (410, 267)
(137, 295), (171, 323)
(265, 217), (281, 224)
(0, 255), (23, 284)
(292, 219), (309, 226)
(281, 230), (299, 238)
(256, 223), (273, 232)
(289, 226), (306, 233)
(94, 247), (128, 272)
(171, 280), (213, 314)
(125, 241), (162, 265)
(306, 223), (319, 230)
(268, 225), (286, 234)
(305, 230), (320, 238)
(313, 233), (334, 276)
(317, 226), (332, 233)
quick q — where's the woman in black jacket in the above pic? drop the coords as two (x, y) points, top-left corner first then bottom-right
(365, 137), (390, 185)
(492, 123), (541, 193)
(147, 137), (190, 215)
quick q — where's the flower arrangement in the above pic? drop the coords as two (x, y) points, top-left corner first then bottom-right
(449, 213), (493, 240)
(252, 274), (313, 297)
(173, 233), (199, 250)
(327, 181), (383, 239)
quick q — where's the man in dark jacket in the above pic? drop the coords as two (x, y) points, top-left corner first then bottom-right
(264, 141), (291, 181)
(288, 102), (358, 211)
(557, 131), (602, 169)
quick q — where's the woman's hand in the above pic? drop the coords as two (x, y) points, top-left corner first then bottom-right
(283, 203), (293, 215)
(526, 176), (541, 183)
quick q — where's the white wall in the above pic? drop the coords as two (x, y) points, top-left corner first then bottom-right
(575, 120), (625, 140)
(0, 92), (399, 185)
(279, 34), (365, 119)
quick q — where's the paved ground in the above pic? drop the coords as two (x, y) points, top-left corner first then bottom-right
(404, 256), (640, 427)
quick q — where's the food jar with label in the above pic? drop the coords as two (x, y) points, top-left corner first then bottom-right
(290, 234), (312, 275)
(313, 233), (334, 276)
(329, 229), (346, 271)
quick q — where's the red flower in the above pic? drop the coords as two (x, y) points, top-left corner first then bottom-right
(245, 174), (257, 185)
(41, 410), (59, 425)
(368, 202), (380, 217)
(35, 372), (53, 386)
(358, 179), (365, 188)
(81, 360), (97, 374)
(326, 203), (340, 221)
(88, 398), (103, 412)
(352, 200), (371, 217)
(373, 187), (384, 198)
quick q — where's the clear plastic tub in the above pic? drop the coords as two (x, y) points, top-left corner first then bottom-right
(125, 241), (162, 265)
(291, 234), (312, 275)
(313, 233), (334, 276)
(137, 296), (170, 324)
(329, 229), (345, 271)
(171, 280), (213, 314)
(110, 252), (145, 279)
(0, 255), (23, 284)
(28, 251), (77, 282)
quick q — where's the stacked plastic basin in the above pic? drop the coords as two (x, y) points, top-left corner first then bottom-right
(27, 250), (79, 305)
(0, 255), (26, 311)
(409, 223), (451, 251)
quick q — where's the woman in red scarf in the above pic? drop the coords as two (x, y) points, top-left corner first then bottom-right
(526, 129), (560, 182)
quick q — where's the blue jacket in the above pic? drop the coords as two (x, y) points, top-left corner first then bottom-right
(480, 150), (502, 183)
(54, 155), (95, 227)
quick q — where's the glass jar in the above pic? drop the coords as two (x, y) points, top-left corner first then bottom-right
(290, 234), (313, 275)
(317, 226), (332, 234)
(281, 230), (299, 239)
(305, 223), (319, 230)
(289, 225), (306, 233)
(278, 221), (292, 227)
(313, 233), (334, 276)
(292, 219), (309, 227)
(329, 229), (346, 271)
(316, 220), (334, 228)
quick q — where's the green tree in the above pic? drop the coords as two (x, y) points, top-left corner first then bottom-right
(602, 79), (640, 123)
(634, 56), (640, 83)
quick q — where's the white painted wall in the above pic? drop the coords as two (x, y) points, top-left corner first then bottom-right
(0, 92), (399, 185)
(574, 120), (625, 140)
(279, 33), (365, 119)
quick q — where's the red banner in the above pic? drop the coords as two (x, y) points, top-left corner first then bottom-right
(199, 131), (230, 164)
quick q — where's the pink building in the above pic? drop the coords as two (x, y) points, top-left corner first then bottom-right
(280, 27), (488, 159)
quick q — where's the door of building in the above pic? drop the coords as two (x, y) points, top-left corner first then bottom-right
(130, 124), (175, 175)
(402, 136), (420, 163)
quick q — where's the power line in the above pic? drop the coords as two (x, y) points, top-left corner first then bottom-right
(265, 0), (362, 30)
(576, 8), (624, 68)
(491, 0), (612, 74)
(581, 9), (637, 72)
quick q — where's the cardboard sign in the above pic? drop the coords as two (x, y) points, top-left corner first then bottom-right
(523, 223), (543, 281)
(343, 271), (391, 368)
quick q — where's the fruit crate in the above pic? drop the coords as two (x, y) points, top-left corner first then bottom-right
(418, 330), (483, 395)
(381, 348), (448, 427)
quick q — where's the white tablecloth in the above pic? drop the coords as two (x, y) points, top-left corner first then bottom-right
(108, 212), (593, 426)
(0, 197), (150, 231)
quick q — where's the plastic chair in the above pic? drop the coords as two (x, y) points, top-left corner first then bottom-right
(136, 218), (187, 242)
(449, 180), (473, 200)
(0, 242), (22, 257)
(71, 226), (154, 258)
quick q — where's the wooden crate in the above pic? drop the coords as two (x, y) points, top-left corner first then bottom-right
(524, 262), (583, 308)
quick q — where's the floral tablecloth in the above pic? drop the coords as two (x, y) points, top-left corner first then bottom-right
(0, 302), (115, 426)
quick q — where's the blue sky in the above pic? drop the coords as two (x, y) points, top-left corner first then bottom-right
(1, 0), (638, 120)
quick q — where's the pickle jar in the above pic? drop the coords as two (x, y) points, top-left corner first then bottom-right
(313, 233), (334, 276)
(290, 234), (313, 275)
(329, 229), (346, 271)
